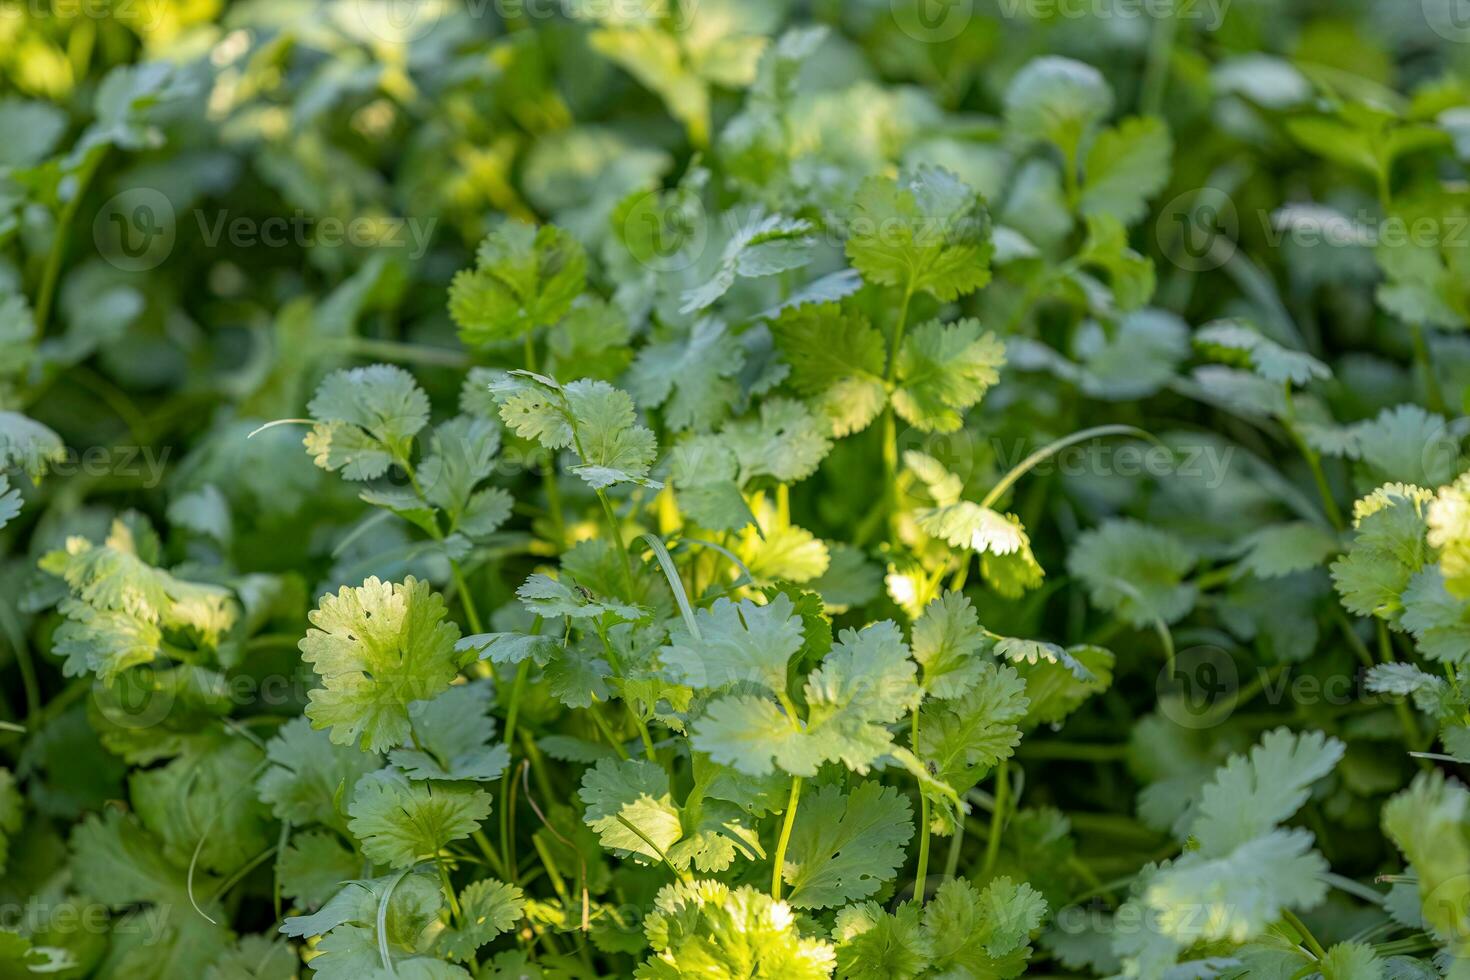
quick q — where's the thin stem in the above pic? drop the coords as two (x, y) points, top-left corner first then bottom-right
(35, 147), (108, 334)
(1282, 387), (1344, 531)
(879, 283), (916, 542)
(615, 814), (689, 881)
(596, 489), (636, 596)
(1281, 908), (1327, 961)
(771, 776), (804, 900)
(912, 709), (931, 904)
(588, 702), (631, 760)
(438, 858), (463, 921)
(1139, 0), (1178, 118)
(1409, 321), (1447, 416)
(449, 560), (485, 634)
(980, 762), (1009, 881)
(333, 337), (469, 368)
(943, 820), (966, 881)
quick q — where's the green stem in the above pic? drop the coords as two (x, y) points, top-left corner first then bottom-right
(438, 858), (463, 921)
(1409, 321), (1447, 416)
(1377, 620), (1429, 762)
(879, 283), (916, 542)
(1281, 908), (1327, 961)
(335, 337), (469, 368)
(596, 489), (635, 596)
(1139, 0), (1179, 117)
(35, 147), (108, 334)
(980, 762), (1009, 881)
(943, 820), (966, 881)
(771, 776), (804, 900)
(1282, 387), (1344, 531)
(588, 703), (631, 760)
(912, 709), (931, 904)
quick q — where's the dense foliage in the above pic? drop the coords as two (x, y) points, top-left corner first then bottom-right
(5, 0), (1470, 977)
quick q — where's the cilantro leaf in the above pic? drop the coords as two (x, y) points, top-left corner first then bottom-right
(449, 221), (587, 347)
(846, 166), (993, 302)
(781, 781), (913, 909)
(347, 769), (493, 868)
(300, 576), (462, 753)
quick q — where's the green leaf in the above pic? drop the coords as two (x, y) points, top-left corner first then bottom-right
(130, 734), (273, 875)
(693, 616), (920, 777)
(1384, 771), (1470, 956)
(1079, 116), (1173, 225)
(1331, 484), (1433, 627)
(1235, 522), (1340, 579)
(891, 318), (1005, 434)
(305, 366), (430, 480)
(669, 436), (757, 531)
(659, 593), (804, 694)
(204, 935), (297, 980)
(639, 880), (836, 979)
(1068, 519), (1198, 627)
(680, 212), (815, 313)
(925, 877), (1047, 975)
(0, 769), (20, 876)
(257, 716), (381, 831)
(1005, 56), (1114, 165)
(449, 222), (587, 347)
(495, 374), (660, 489)
(721, 397), (833, 484)
(1194, 319), (1330, 387)
(917, 663), (1029, 824)
(846, 165), (994, 302)
(1398, 568), (1470, 663)
(1191, 727), (1345, 855)
(278, 830), (360, 909)
(388, 681), (511, 782)
(832, 902), (932, 980)
(0, 411), (66, 480)
(347, 769), (493, 868)
(300, 576), (462, 753)
(0, 98), (67, 168)
(910, 591), (989, 699)
(1353, 405), (1460, 488)
(434, 880), (525, 962)
(578, 758), (683, 865)
(1075, 213), (1156, 312)
(628, 318), (746, 433)
(782, 781), (913, 909)
(770, 302), (888, 437)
